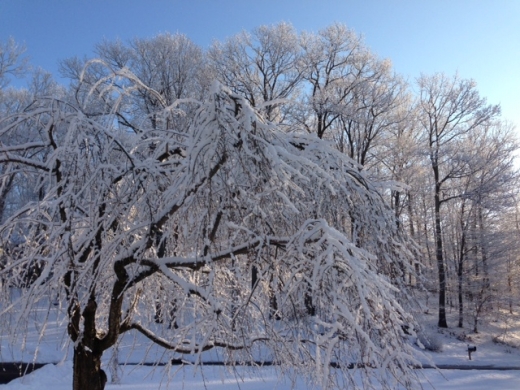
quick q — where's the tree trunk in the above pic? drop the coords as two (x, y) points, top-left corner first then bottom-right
(457, 235), (465, 328)
(477, 206), (489, 289)
(0, 168), (15, 224)
(73, 345), (107, 390)
(433, 167), (448, 328)
(457, 257), (464, 328)
(407, 192), (419, 285)
(458, 202), (467, 328)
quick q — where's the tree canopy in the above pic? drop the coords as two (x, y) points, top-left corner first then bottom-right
(0, 60), (418, 389)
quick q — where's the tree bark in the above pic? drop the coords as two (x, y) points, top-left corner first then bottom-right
(0, 168), (15, 224)
(73, 345), (107, 390)
(433, 166), (448, 328)
(457, 202), (467, 328)
(457, 247), (464, 328)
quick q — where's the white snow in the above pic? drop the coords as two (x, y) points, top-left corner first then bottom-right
(4, 307), (520, 389)
(4, 362), (520, 389)
(3, 271), (520, 389)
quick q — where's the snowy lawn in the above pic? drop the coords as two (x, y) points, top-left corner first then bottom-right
(3, 362), (520, 389)
(4, 295), (520, 389)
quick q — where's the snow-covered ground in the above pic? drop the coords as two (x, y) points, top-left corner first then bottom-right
(4, 362), (520, 389)
(3, 294), (520, 389)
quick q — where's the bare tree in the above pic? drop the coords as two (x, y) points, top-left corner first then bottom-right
(333, 60), (406, 170)
(0, 38), (30, 222)
(463, 121), (518, 331)
(417, 73), (501, 328)
(0, 37), (28, 89)
(61, 33), (207, 134)
(0, 65), (62, 223)
(297, 23), (375, 139)
(208, 22), (302, 122)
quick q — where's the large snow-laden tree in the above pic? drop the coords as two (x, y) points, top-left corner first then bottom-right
(0, 66), (418, 390)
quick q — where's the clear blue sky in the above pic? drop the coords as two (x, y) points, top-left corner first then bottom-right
(1, 0), (519, 130)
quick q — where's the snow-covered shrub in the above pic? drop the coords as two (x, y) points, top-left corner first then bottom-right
(417, 331), (443, 352)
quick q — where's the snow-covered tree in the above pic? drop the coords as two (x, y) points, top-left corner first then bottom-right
(0, 59), (420, 390)
(331, 58), (406, 171)
(0, 38), (29, 223)
(61, 32), (207, 134)
(208, 22), (302, 123)
(416, 73), (501, 328)
(0, 65), (62, 224)
(0, 37), (28, 89)
(456, 121), (518, 331)
(296, 23), (384, 141)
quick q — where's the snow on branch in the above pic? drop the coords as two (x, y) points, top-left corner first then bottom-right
(0, 79), (419, 389)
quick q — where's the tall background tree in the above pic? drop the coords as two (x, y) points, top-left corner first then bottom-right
(416, 73), (501, 327)
(208, 22), (302, 122)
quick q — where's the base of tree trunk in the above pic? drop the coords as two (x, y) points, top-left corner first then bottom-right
(73, 346), (106, 390)
(438, 308), (448, 328)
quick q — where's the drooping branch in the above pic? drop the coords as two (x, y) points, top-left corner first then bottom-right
(124, 322), (269, 353)
(0, 154), (50, 171)
(153, 235), (291, 270)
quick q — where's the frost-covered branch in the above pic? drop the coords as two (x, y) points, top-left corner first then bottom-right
(0, 71), (419, 390)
